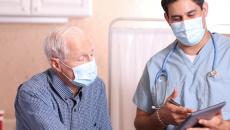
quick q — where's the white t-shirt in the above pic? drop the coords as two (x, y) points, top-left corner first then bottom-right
(184, 53), (197, 63)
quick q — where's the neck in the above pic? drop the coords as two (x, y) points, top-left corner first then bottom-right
(69, 85), (80, 96)
(178, 30), (211, 55)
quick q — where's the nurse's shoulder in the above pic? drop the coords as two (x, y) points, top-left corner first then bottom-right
(213, 33), (230, 50)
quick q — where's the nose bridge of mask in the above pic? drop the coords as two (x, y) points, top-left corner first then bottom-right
(171, 17), (203, 32)
(184, 17), (203, 30)
(185, 17), (204, 40)
(171, 22), (184, 32)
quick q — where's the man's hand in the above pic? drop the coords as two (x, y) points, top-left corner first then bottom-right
(187, 112), (230, 130)
(159, 89), (193, 125)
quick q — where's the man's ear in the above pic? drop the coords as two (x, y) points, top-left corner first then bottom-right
(50, 57), (61, 72)
(202, 2), (208, 17)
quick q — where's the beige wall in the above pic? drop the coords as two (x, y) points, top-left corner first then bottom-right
(0, 0), (162, 119)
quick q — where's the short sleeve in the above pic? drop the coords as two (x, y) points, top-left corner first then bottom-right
(133, 66), (154, 113)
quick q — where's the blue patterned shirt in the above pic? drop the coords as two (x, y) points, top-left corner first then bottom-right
(15, 69), (112, 130)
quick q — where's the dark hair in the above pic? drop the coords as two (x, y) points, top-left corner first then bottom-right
(161, 0), (204, 14)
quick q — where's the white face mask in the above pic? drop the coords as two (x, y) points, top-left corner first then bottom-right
(61, 59), (97, 87)
(170, 17), (205, 46)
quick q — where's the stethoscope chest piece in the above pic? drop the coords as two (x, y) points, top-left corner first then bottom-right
(208, 70), (219, 77)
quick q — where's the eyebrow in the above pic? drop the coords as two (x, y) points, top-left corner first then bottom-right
(186, 9), (197, 15)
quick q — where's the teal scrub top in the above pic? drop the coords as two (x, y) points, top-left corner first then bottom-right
(133, 33), (230, 129)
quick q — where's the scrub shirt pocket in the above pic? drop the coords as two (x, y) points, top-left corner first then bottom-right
(151, 77), (177, 107)
(166, 79), (185, 105)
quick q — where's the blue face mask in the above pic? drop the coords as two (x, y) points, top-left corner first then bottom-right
(61, 59), (97, 87)
(170, 17), (205, 46)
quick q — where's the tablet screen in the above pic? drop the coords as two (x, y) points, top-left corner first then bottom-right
(177, 101), (226, 130)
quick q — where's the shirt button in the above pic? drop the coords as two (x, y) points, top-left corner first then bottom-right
(74, 108), (77, 112)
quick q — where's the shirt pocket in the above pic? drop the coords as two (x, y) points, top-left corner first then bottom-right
(85, 107), (101, 130)
(86, 121), (100, 130)
(164, 78), (185, 104)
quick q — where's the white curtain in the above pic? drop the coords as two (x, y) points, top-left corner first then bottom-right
(109, 27), (175, 130)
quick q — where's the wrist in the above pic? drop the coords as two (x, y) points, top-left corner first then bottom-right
(155, 109), (168, 128)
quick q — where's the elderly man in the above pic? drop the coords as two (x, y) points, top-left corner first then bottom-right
(15, 26), (112, 130)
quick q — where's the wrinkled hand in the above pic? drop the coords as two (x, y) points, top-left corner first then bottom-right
(159, 89), (193, 125)
(187, 112), (229, 130)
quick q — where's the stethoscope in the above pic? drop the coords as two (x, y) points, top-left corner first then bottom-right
(153, 33), (218, 108)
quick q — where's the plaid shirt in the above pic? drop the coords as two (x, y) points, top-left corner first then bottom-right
(15, 69), (112, 130)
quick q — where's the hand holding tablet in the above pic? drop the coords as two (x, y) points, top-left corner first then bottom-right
(177, 102), (226, 130)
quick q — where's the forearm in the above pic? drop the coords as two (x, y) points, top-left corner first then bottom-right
(134, 111), (166, 130)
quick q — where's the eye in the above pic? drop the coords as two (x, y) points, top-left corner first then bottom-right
(173, 19), (181, 22)
(90, 52), (94, 57)
(91, 49), (95, 56)
(187, 10), (197, 18)
(188, 13), (195, 18)
(171, 16), (182, 22)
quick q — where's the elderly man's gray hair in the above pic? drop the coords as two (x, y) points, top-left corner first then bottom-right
(44, 26), (84, 62)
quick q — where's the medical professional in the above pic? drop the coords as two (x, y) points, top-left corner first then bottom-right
(133, 0), (230, 130)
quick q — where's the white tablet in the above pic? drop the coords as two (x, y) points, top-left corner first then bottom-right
(177, 101), (226, 130)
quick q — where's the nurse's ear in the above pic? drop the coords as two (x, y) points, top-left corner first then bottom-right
(202, 2), (208, 17)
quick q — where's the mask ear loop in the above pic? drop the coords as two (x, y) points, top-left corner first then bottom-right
(59, 60), (75, 82)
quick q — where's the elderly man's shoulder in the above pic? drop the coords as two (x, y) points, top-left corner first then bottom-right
(92, 77), (106, 89)
(18, 70), (50, 96)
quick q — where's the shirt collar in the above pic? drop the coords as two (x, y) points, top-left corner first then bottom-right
(47, 69), (74, 100)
